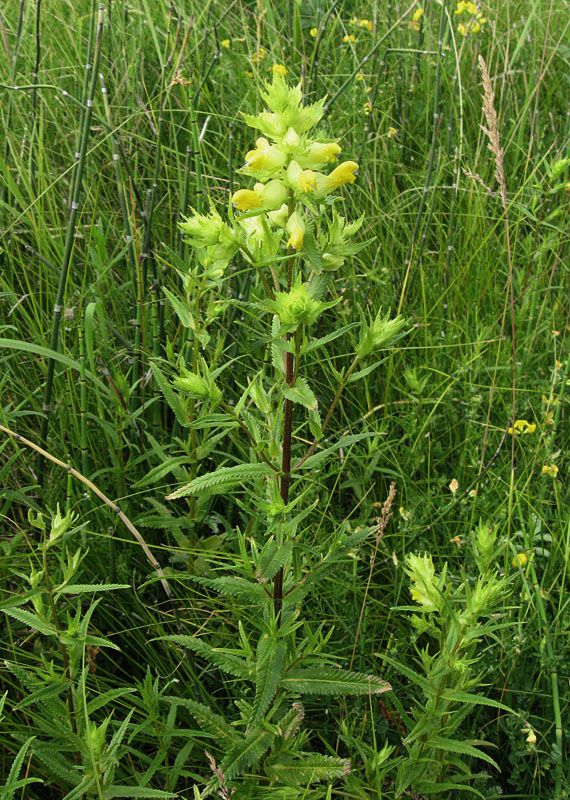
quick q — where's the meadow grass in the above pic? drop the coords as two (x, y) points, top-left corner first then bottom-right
(0, 0), (568, 797)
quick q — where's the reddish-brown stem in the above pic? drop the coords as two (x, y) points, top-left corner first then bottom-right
(274, 346), (294, 623)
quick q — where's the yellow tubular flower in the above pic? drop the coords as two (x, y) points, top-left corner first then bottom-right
(272, 64), (288, 76)
(413, 8), (424, 21)
(286, 211), (305, 249)
(310, 27), (317, 37)
(455, 1), (466, 13)
(221, 39), (230, 48)
(542, 464), (559, 476)
(471, 21), (480, 32)
(244, 138), (286, 171)
(465, 1), (477, 13)
(232, 189), (261, 212)
(458, 22), (467, 35)
(327, 160), (359, 188)
(298, 169), (317, 192)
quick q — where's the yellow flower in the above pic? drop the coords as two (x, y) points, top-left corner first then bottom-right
(272, 64), (288, 77)
(221, 39), (230, 48)
(476, 12), (487, 22)
(364, 101), (373, 114)
(343, 34), (356, 43)
(455, 0), (466, 12)
(245, 70), (253, 78)
(471, 21), (480, 33)
(387, 126), (398, 138)
(232, 189), (261, 212)
(356, 71), (365, 81)
(286, 211), (305, 250)
(232, 179), (287, 212)
(359, 18), (373, 31)
(541, 464), (559, 477)
(310, 27), (317, 37)
(327, 160), (359, 188)
(251, 47), (266, 62)
(350, 16), (358, 25)
(526, 729), (537, 745)
(457, 22), (467, 35)
(465, 1), (477, 13)
(413, 7), (424, 21)
(512, 553), (528, 569)
(244, 137), (286, 171)
(508, 419), (536, 435)
(298, 169), (317, 192)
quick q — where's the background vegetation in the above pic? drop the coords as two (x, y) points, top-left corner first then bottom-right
(0, 0), (568, 797)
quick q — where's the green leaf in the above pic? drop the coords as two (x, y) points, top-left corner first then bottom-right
(133, 456), (192, 488)
(426, 736), (500, 771)
(163, 287), (194, 328)
(162, 696), (238, 744)
(55, 583), (130, 594)
(296, 433), (376, 470)
(15, 680), (70, 710)
(0, 736), (43, 798)
(155, 635), (250, 678)
(0, 589), (44, 611)
(150, 362), (188, 427)
(258, 539), (293, 581)
(166, 462), (273, 500)
(219, 725), (276, 782)
(252, 637), (286, 724)
(103, 788), (179, 798)
(86, 688), (137, 715)
(381, 654), (434, 694)
(304, 323), (359, 353)
(2, 608), (56, 637)
(266, 754), (351, 785)
(281, 667), (390, 696)
(193, 576), (268, 603)
(282, 377), (318, 411)
(440, 691), (512, 712)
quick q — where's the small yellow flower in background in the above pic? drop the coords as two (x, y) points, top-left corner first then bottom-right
(272, 64), (288, 77)
(470, 21), (480, 33)
(457, 22), (467, 35)
(364, 101), (373, 114)
(477, 12), (487, 22)
(512, 552), (528, 569)
(449, 478), (459, 495)
(286, 211), (306, 250)
(508, 419), (536, 435)
(450, 536), (461, 549)
(251, 47), (266, 62)
(455, 1), (466, 13)
(356, 71), (365, 81)
(245, 70), (254, 78)
(387, 126), (398, 138)
(542, 464), (559, 477)
(350, 16), (358, 25)
(310, 27), (317, 37)
(359, 18), (373, 31)
(413, 7), (424, 22)
(343, 34), (356, 43)
(465, 1), (477, 13)
(221, 39), (231, 48)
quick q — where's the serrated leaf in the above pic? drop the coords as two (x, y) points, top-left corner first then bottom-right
(2, 608), (56, 636)
(162, 696), (238, 744)
(193, 576), (268, 603)
(281, 667), (390, 696)
(150, 362), (188, 427)
(87, 688), (136, 715)
(304, 323), (359, 353)
(55, 584), (130, 594)
(282, 377), (318, 411)
(440, 691), (512, 712)
(163, 286), (194, 329)
(166, 462), (273, 500)
(15, 680), (70, 710)
(381, 654), (433, 694)
(426, 735), (500, 771)
(0, 736), (43, 798)
(296, 432), (376, 470)
(155, 635), (250, 678)
(0, 589), (44, 611)
(133, 457), (192, 488)
(266, 754), (350, 784)
(219, 725), (276, 782)
(258, 540), (293, 581)
(252, 637), (286, 725)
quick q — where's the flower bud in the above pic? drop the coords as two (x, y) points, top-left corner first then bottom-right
(179, 208), (225, 247)
(270, 277), (323, 329)
(357, 309), (407, 358)
(173, 369), (210, 399)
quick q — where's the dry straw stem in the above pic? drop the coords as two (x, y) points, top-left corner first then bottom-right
(0, 423), (172, 599)
(476, 56), (516, 487)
